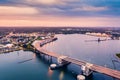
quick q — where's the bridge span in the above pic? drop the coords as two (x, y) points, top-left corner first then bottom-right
(32, 38), (120, 79)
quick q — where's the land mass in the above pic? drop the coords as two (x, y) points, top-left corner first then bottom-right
(116, 53), (120, 58)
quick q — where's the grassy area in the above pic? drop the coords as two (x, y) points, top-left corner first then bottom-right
(36, 37), (42, 40)
(23, 43), (34, 51)
(19, 37), (42, 52)
(116, 53), (120, 58)
(22, 39), (35, 51)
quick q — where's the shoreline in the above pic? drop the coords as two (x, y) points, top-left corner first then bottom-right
(0, 47), (23, 54)
(33, 36), (120, 79)
(116, 53), (120, 59)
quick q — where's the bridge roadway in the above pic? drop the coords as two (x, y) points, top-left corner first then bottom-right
(64, 57), (120, 79)
(32, 39), (60, 58)
(32, 38), (120, 79)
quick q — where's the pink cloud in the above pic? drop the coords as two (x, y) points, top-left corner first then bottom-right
(0, 6), (38, 16)
(0, 16), (120, 27)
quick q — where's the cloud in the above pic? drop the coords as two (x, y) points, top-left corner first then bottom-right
(72, 5), (107, 12)
(0, 16), (120, 27)
(25, 0), (60, 5)
(0, 0), (120, 27)
(0, 6), (38, 15)
(40, 7), (64, 13)
(24, 0), (80, 5)
(0, 0), (120, 17)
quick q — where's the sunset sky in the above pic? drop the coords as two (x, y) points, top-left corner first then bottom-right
(0, 0), (120, 27)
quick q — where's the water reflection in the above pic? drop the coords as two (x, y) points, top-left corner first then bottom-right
(1, 34), (120, 80)
(0, 50), (76, 80)
(42, 34), (120, 80)
(17, 51), (19, 56)
(43, 34), (120, 68)
(33, 53), (36, 59)
(59, 71), (64, 80)
(48, 67), (53, 79)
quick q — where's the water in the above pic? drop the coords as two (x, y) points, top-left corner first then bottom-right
(43, 34), (120, 80)
(0, 34), (120, 80)
(0, 50), (75, 80)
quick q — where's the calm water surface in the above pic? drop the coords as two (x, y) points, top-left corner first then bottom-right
(43, 34), (120, 80)
(0, 34), (120, 80)
(0, 50), (75, 80)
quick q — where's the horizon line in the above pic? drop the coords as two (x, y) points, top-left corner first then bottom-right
(0, 26), (119, 28)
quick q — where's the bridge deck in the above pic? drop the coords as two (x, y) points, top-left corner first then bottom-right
(64, 57), (120, 79)
(33, 40), (60, 58)
(39, 48), (60, 58)
(33, 39), (120, 79)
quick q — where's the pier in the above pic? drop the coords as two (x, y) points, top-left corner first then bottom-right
(0, 47), (22, 54)
(32, 38), (120, 79)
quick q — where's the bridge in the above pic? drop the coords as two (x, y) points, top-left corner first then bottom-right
(32, 38), (120, 79)
(106, 31), (120, 40)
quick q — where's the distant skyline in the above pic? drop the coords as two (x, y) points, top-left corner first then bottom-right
(0, 0), (120, 27)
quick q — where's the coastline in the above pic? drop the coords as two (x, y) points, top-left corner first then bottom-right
(116, 53), (120, 59)
(32, 36), (120, 79)
(0, 47), (23, 54)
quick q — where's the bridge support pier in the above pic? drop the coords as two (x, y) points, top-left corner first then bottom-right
(49, 56), (52, 63)
(57, 56), (70, 67)
(44, 54), (47, 60)
(41, 53), (45, 60)
(40, 53), (53, 64)
(81, 63), (93, 77)
(77, 75), (85, 80)
(47, 55), (52, 63)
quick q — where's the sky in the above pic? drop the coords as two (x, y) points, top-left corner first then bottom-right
(0, 0), (120, 27)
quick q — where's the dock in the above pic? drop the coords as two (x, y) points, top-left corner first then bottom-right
(32, 38), (120, 79)
(0, 47), (22, 54)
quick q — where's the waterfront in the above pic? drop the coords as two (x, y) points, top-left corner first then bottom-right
(43, 34), (120, 80)
(0, 50), (75, 80)
(43, 34), (120, 68)
(0, 34), (120, 80)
